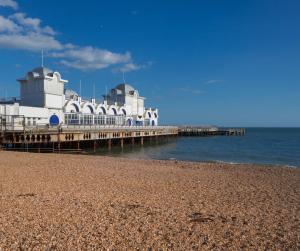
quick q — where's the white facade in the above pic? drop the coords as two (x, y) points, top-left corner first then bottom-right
(0, 66), (158, 129)
(18, 67), (67, 109)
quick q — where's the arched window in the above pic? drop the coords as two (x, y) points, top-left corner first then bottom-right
(112, 108), (117, 115)
(71, 103), (79, 113)
(148, 112), (151, 118)
(87, 105), (94, 114)
(99, 107), (106, 115)
(122, 109), (126, 116)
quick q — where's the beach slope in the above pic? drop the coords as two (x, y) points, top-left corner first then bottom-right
(0, 151), (299, 250)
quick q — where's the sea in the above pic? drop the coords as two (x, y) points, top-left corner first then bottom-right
(91, 128), (300, 167)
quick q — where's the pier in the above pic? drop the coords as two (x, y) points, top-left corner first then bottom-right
(0, 117), (245, 153)
(178, 126), (245, 136)
(0, 119), (178, 152)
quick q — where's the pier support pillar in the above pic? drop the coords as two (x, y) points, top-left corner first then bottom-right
(149, 136), (152, 144)
(120, 138), (124, 148)
(141, 137), (144, 146)
(93, 140), (97, 153)
(57, 132), (61, 153)
(77, 141), (80, 151)
(108, 139), (112, 150)
(131, 137), (135, 146)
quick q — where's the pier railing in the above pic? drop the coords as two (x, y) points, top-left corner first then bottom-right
(1, 122), (177, 133)
(0, 114), (171, 133)
(178, 126), (245, 136)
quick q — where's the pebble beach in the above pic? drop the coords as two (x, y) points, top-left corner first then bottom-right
(0, 151), (299, 250)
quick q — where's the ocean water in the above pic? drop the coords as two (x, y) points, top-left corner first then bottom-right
(92, 128), (300, 167)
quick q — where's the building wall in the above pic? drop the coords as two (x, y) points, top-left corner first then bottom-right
(45, 94), (65, 109)
(125, 95), (137, 115)
(44, 76), (65, 109)
(20, 78), (44, 107)
(44, 77), (64, 95)
(0, 103), (63, 127)
(123, 103), (132, 116)
(20, 71), (65, 109)
(137, 98), (144, 116)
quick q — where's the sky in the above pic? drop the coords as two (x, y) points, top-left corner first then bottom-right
(0, 0), (299, 127)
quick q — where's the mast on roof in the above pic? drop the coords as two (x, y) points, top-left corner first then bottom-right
(122, 71), (126, 83)
(41, 49), (44, 67)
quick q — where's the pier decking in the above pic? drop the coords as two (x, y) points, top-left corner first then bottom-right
(0, 124), (178, 152)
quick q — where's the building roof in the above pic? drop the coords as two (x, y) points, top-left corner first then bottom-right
(115, 83), (135, 94)
(30, 66), (54, 78)
(18, 66), (68, 83)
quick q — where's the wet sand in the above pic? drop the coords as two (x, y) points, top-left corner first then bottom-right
(0, 151), (299, 250)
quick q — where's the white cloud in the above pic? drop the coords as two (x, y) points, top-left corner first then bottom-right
(115, 61), (152, 73)
(0, 33), (63, 51)
(0, 13), (61, 51)
(178, 86), (204, 96)
(11, 13), (40, 29)
(0, 0), (18, 9)
(120, 63), (143, 72)
(0, 15), (20, 32)
(205, 79), (222, 84)
(0, 4), (144, 72)
(10, 13), (56, 35)
(51, 46), (131, 70)
(192, 90), (204, 95)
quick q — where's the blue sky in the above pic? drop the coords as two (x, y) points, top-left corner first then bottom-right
(0, 0), (299, 126)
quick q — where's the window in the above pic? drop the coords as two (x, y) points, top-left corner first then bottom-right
(65, 114), (79, 125)
(94, 115), (106, 125)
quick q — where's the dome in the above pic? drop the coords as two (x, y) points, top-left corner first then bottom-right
(115, 83), (135, 94)
(64, 89), (79, 99)
(29, 66), (54, 78)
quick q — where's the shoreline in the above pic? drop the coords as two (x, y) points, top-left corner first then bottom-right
(0, 151), (299, 249)
(105, 155), (300, 169)
(4, 148), (300, 169)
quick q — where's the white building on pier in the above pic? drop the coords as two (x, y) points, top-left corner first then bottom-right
(0, 66), (158, 130)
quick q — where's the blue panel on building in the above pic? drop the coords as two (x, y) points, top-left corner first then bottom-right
(49, 114), (59, 126)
